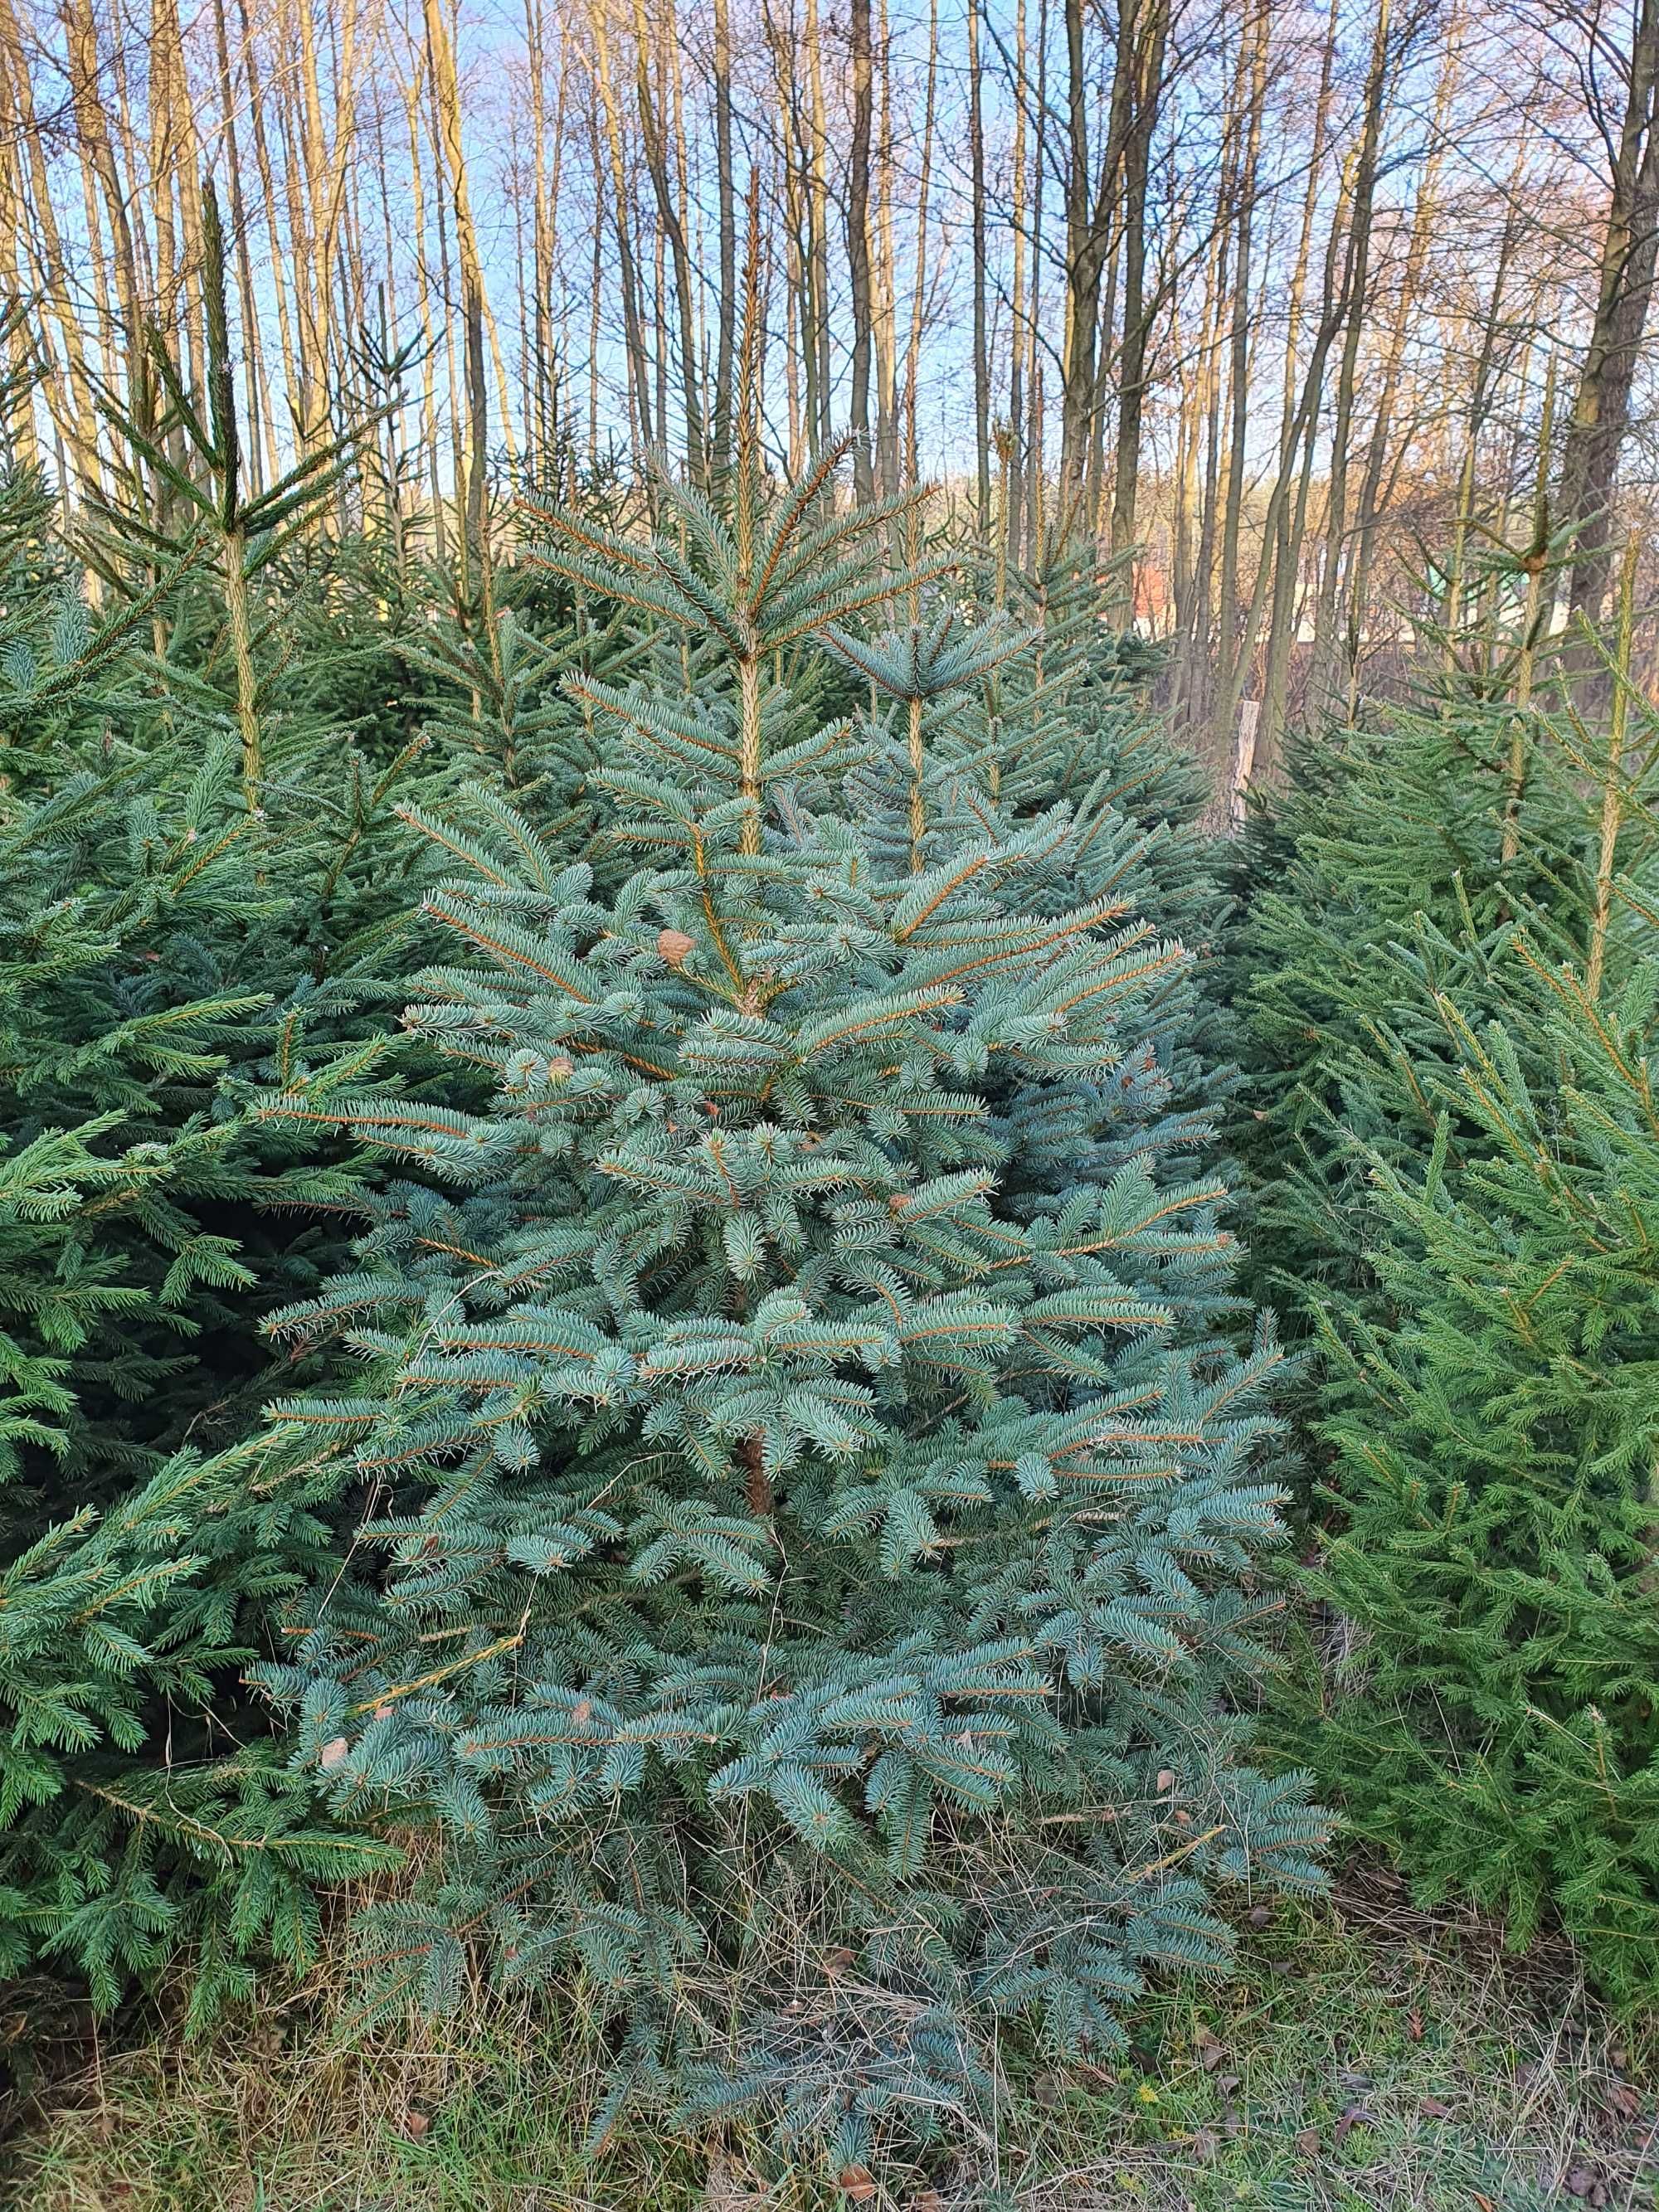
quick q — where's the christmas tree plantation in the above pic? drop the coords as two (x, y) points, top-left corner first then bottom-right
(247, 441), (1324, 2162)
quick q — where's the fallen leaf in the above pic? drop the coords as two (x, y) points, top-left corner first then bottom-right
(907, 2194), (946, 2212)
(1563, 2162), (1609, 2206)
(838, 2166), (878, 2204)
(1333, 2104), (1375, 2146)
(1218, 2072), (1241, 2095)
(822, 1946), (857, 1979)
(1246, 1903), (1272, 1930)
(1418, 2095), (1453, 2119)
(1190, 2127), (1219, 2164)
(1407, 2007), (1424, 2042)
(401, 2106), (431, 2141)
(1034, 2069), (1063, 2108)
(1295, 2127), (1321, 2156)
(1605, 2080), (1642, 2121)
(1194, 2025), (1225, 2072)
(319, 1735), (350, 1770)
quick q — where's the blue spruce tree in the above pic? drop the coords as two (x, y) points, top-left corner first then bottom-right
(251, 391), (1323, 2167)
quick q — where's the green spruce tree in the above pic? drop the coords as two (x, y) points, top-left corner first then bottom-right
(0, 251), (510, 2023)
(0, 476), (410, 2021)
(1235, 542), (1659, 2005)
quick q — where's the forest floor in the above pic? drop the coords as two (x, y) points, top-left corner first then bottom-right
(4, 1869), (1654, 2212)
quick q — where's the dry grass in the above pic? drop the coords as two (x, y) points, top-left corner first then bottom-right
(4, 1872), (1655, 2211)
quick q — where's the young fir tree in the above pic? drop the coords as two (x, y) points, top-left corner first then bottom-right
(0, 497), (413, 2020)
(250, 410), (1322, 2166)
(1235, 549), (1659, 2005)
(0, 255), (502, 2021)
(0, 318), (444, 1500)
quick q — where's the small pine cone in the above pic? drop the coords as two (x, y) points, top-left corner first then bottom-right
(657, 927), (694, 967)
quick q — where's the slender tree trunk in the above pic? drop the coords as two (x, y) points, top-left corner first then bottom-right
(1180, 115), (1236, 732)
(526, 0), (562, 467)
(711, 0), (737, 483)
(1083, 2), (1136, 535)
(873, 0), (900, 492)
(208, 0), (270, 491)
(234, 0), (306, 456)
(1026, 0), (1048, 562)
(1210, 151), (1362, 770)
(584, 11), (654, 455)
(0, 142), (39, 476)
(629, 0), (707, 474)
(1212, 0), (1267, 727)
(1440, 139), (1532, 675)
(782, 150), (805, 470)
(1058, 0), (1104, 504)
(426, 0), (518, 463)
(0, 0), (101, 496)
(905, 0), (939, 480)
(1345, 15), (1461, 716)
(967, 0), (990, 527)
(1258, 0), (1342, 771)
(1108, 0), (1169, 553)
(1556, 0), (1659, 626)
(1307, 0), (1394, 718)
(401, 56), (447, 560)
(1004, 0), (1029, 576)
(1586, 537), (1638, 998)
(465, 280), (496, 648)
(847, 0), (875, 501)
(805, 0), (834, 451)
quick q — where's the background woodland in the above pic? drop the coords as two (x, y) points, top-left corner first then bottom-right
(1, 0), (1658, 768)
